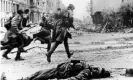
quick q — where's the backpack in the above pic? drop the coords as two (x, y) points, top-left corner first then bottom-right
(56, 62), (72, 79)
(56, 60), (84, 79)
(4, 17), (12, 30)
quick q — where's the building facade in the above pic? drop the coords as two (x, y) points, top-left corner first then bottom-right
(29, 0), (47, 23)
(0, 0), (64, 32)
(46, 0), (65, 13)
(0, 0), (29, 32)
(29, 0), (64, 23)
(0, 0), (14, 32)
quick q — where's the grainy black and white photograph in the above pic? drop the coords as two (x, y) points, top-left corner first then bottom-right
(1, 0), (133, 80)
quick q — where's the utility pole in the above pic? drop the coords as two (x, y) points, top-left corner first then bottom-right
(12, 0), (14, 13)
(90, 0), (93, 15)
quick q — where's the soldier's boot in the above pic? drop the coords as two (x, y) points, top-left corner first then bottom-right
(46, 42), (59, 63)
(2, 47), (13, 59)
(64, 38), (73, 58)
(47, 40), (51, 52)
(15, 48), (25, 61)
(1, 72), (7, 80)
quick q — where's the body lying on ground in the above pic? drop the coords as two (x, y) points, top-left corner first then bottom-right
(15, 60), (110, 80)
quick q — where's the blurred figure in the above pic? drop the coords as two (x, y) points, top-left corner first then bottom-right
(46, 4), (75, 63)
(4, 12), (16, 30)
(20, 9), (31, 52)
(1, 12), (16, 45)
(22, 9), (30, 28)
(2, 10), (24, 61)
(51, 8), (62, 42)
(55, 8), (62, 18)
(34, 12), (52, 51)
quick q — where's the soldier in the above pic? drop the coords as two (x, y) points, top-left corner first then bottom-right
(2, 10), (24, 60)
(13, 60), (110, 80)
(11, 10), (26, 60)
(20, 9), (30, 52)
(34, 13), (52, 51)
(1, 12), (16, 45)
(22, 9), (30, 28)
(46, 4), (75, 63)
(51, 8), (62, 42)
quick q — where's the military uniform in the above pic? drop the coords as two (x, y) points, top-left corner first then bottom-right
(23, 60), (110, 80)
(1, 14), (23, 46)
(22, 14), (29, 27)
(51, 8), (74, 43)
(2, 14), (22, 43)
(36, 16), (52, 43)
(1, 17), (13, 45)
(46, 5), (75, 63)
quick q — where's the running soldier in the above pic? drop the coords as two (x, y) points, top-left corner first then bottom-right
(34, 13), (52, 51)
(46, 4), (75, 63)
(1, 12), (16, 46)
(2, 10), (24, 61)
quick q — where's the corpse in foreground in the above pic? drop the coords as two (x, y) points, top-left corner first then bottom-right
(16, 60), (110, 80)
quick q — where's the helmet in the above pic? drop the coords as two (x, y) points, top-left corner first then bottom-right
(17, 10), (23, 14)
(68, 4), (75, 10)
(57, 8), (61, 11)
(24, 9), (29, 14)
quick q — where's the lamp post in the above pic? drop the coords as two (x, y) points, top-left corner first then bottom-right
(90, 0), (93, 15)
(11, 0), (14, 13)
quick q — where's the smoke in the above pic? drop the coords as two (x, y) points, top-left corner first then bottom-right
(62, 0), (89, 20)
(92, 0), (122, 13)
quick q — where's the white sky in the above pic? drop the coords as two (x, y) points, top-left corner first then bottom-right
(62, 0), (90, 20)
